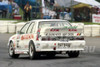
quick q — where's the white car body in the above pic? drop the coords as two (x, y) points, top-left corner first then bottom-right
(8, 19), (86, 57)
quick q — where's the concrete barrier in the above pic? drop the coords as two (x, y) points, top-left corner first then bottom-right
(16, 22), (25, 32)
(84, 25), (92, 37)
(99, 25), (100, 36)
(0, 21), (100, 37)
(0, 20), (17, 25)
(71, 23), (84, 28)
(0, 24), (7, 33)
(8, 24), (16, 33)
(91, 25), (100, 37)
(0, 21), (17, 33)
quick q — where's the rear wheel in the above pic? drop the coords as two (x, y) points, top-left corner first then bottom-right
(68, 51), (80, 58)
(9, 42), (19, 59)
(29, 42), (40, 59)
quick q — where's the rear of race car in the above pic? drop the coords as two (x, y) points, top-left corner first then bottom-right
(34, 26), (86, 53)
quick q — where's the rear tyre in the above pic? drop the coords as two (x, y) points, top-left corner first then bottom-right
(68, 51), (80, 58)
(9, 42), (19, 59)
(29, 42), (40, 59)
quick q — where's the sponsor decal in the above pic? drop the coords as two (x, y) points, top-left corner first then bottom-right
(29, 36), (31, 39)
(21, 36), (24, 40)
(50, 29), (59, 31)
(31, 34), (34, 38)
(21, 34), (34, 40)
(64, 26), (78, 31)
(64, 26), (77, 29)
(46, 33), (74, 36)
(92, 14), (100, 23)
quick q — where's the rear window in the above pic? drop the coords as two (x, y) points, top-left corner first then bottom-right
(39, 21), (71, 28)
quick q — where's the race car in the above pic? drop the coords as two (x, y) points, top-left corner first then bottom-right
(7, 19), (86, 59)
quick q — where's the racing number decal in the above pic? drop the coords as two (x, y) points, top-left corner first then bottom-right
(21, 34), (34, 40)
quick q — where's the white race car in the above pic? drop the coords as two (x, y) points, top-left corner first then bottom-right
(8, 19), (86, 59)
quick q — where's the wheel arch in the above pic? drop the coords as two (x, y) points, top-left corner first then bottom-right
(29, 40), (36, 50)
(8, 40), (13, 47)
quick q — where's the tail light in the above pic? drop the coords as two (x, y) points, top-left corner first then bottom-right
(36, 29), (41, 41)
(36, 35), (39, 41)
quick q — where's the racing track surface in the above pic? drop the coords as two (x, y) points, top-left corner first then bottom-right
(0, 34), (100, 67)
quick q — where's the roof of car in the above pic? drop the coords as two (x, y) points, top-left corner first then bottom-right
(31, 19), (67, 22)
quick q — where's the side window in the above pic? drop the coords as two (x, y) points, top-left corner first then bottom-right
(32, 23), (36, 33)
(20, 23), (30, 34)
(27, 23), (34, 34)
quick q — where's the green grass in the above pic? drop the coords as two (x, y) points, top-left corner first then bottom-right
(0, 18), (14, 20)
(0, 18), (23, 21)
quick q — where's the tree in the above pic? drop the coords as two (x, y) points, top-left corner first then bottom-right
(96, 0), (100, 2)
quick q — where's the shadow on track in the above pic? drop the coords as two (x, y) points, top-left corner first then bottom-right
(7, 55), (79, 60)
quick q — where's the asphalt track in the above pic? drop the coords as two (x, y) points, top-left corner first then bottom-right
(0, 34), (100, 67)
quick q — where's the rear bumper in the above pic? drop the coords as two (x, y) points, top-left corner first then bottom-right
(40, 49), (84, 51)
(35, 40), (86, 52)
